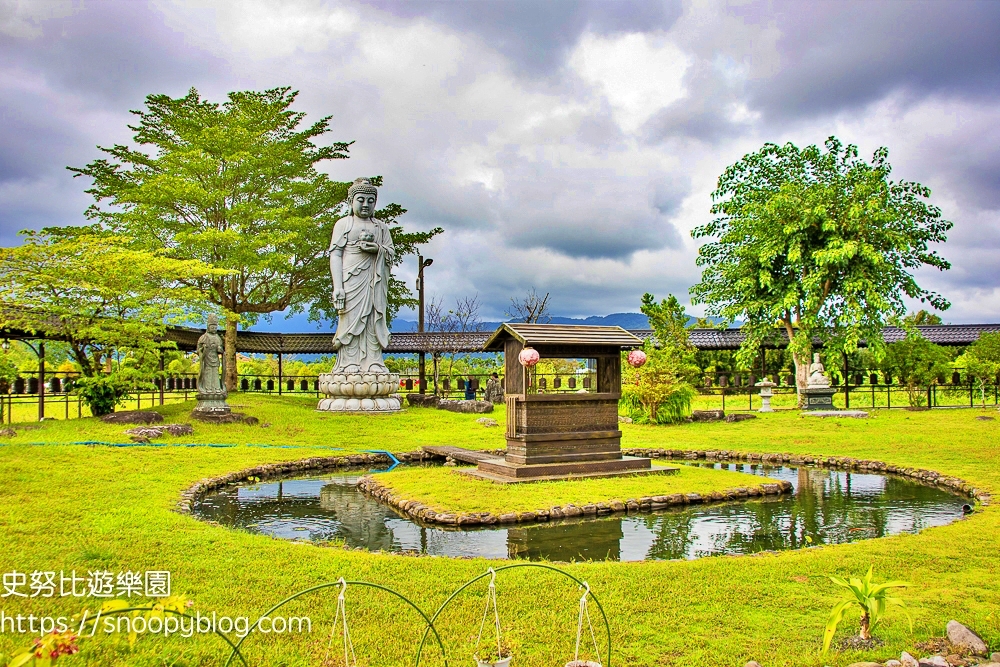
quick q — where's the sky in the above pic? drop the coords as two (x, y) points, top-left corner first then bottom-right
(1, 0), (999, 331)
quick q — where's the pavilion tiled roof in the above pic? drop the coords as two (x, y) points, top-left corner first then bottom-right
(483, 323), (642, 351)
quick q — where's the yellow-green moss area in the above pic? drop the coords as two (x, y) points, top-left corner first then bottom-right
(369, 463), (780, 516)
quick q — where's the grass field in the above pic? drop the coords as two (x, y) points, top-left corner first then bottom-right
(369, 464), (778, 516)
(0, 395), (998, 667)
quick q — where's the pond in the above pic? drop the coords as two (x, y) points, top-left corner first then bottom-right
(192, 463), (969, 562)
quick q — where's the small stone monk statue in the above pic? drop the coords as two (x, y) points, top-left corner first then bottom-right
(807, 353), (831, 388)
(195, 314), (230, 414)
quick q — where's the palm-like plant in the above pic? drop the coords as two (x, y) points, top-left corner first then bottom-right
(822, 566), (910, 654)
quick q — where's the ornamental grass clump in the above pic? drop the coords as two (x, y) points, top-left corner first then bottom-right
(822, 566), (910, 654)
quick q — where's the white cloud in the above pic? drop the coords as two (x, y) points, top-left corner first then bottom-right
(0, 0), (76, 39)
(569, 32), (689, 134)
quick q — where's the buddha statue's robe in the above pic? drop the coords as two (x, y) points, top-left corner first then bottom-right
(330, 214), (395, 373)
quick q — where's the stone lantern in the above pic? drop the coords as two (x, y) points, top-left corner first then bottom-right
(755, 377), (777, 413)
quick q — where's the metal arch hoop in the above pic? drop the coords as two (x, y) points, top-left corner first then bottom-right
(223, 580), (448, 667)
(416, 563), (613, 667)
(82, 606), (250, 667)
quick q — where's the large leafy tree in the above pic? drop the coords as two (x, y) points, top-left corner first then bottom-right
(690, 136), (952, 402)
(69, 87), (440, 390)
(0, 229), (222, 413)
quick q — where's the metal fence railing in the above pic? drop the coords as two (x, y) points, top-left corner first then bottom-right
(692, 382), (998, 412)
(2, 369), (995, 424)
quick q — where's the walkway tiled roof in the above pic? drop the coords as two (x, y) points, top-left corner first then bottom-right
(6, 310), (1000, 354)
(634, 324), (1000, 350)
(161, 329), (494, 354)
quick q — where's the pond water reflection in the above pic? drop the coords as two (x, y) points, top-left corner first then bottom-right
(192, 463), (968, 562)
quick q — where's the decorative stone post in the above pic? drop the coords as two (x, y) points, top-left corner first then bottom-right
(755, 377), (776, 412)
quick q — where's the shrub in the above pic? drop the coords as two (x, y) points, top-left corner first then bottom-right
(621, 346), (696, 424)
(74, 375), (133, 417)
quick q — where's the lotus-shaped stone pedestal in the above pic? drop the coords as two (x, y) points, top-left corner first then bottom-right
(317, 372), (402, 412)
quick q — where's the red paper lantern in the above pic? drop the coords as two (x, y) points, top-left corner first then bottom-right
(627, 349), (647, 368)
(518, 347), (540, 367)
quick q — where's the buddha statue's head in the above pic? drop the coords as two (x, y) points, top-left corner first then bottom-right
(348, 178), (378, 219)
(206, 314), (219, 333)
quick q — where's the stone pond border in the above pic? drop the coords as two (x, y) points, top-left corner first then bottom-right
(176, 448), (990, 529)
(174, 450), (430, 515)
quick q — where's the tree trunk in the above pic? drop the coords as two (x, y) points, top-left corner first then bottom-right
(224, 318), (238, 392)
(859, 612), (871, 640)
(793, 350), (809, 408)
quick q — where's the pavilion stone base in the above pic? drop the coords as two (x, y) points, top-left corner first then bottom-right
(463, 456), (675, 483)
(803, 386), (837, 411)
(317, 372), (402, 413)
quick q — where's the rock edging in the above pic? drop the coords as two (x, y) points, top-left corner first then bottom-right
(621, 447), (991, 507)
(175, 450), (433, 514)
(355, 475), (794, 528)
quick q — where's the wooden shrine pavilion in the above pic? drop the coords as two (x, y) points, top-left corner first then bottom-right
(466, 323), (673, 482)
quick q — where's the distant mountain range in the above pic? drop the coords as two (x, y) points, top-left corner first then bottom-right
(390, 313), (730, 332)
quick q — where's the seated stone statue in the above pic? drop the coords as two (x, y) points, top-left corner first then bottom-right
(807, 353), (831, 388)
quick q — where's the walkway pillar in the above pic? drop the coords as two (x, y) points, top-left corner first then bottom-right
(277, 352), (283, 395)
(37, 341), (45, 422)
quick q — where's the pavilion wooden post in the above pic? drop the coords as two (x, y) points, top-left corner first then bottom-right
(278, 352), (283, 396)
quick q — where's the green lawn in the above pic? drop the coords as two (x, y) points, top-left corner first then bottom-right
(1, 395), (998, 667)
(369, 464), (778, 516)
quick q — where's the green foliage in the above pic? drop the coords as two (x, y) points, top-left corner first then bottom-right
(621, 356), (696, 424)
(0, 350), (16, 425)
(823, 566), (909, 654)
(964, 332), (1000, 407)
(882, 336), (952, 407)
(904, 310), (944, 325)
(690, 136), (952, 394)
(73, 374), (134, 417)
(641, 293), (694, 356)
(0, 229), (220, 379)
(0, 350), (16, 388)
(69, 87), (350, 327)
(622, 293), (698, 423)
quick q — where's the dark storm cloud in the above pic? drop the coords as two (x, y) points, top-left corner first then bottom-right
(923, 120), (1000, 212)
(745, 0), (1000, 121)
(0, 0), (229, 104)
(0, 0), (230, 241)
(357, 0), (683, 75)
(0, 93), (77, 182)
